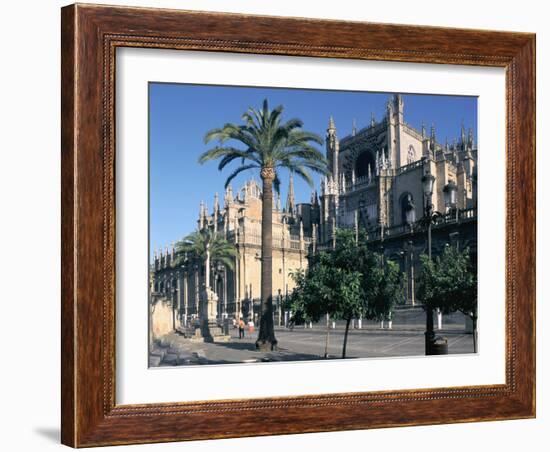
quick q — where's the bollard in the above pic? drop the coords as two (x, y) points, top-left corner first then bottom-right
(430, 336), (448, 355)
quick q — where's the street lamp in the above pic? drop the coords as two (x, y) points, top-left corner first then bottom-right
(421, 174), (436, 258)
(443, 180), (458, 217)
(421, 173), (439, 355)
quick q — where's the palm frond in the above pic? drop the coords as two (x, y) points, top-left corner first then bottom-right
(273, 172), (281, 195)
(199, 98), (328, 208)
(203, 124), (258, 151)
(223, 164), (259, 188)
(217, 149), (260, 171)
(287, 129), (324, 146)
(293, 166), (315, 188)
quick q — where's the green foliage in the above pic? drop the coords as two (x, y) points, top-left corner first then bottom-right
(418, 245), (477, 319)
(199, 99), (328, 190)
(368, 260), (404, 321)
(290, 229), (407, 358)
(290, 229), (402, 323)
(173, 229), (238, 270)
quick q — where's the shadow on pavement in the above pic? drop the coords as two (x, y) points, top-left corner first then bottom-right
(211, 341), (258, 352)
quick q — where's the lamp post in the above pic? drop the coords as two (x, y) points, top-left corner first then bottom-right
(421, 173), (436, 355)
(443, 180), (458, 218)
(277, 289), (282, 327)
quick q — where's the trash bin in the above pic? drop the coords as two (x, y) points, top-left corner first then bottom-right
(222, 318), (230, 335)
(431, 336), (448, 355)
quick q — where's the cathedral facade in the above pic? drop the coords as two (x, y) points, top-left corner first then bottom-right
(152, 94), (478, 325)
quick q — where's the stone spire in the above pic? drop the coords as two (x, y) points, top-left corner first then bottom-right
(421, 122), (426, 139)
(213, 193), (219, 232)
(395, 94), (404, 122)
(430, 123), (436, 154)
(199, 201), (205, 229)
(371, 112), (376, 127)
(467, 127), (474, 151)
(326, 116), (339, 182)
(285, 173), (295, 216)
(352, 118), (357, 136)
(460, 121), (466, 149)
(276, 192), (282, 212)
(224, 184), (233, 206)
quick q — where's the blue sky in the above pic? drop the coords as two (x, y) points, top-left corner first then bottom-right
(149, 83), (477, 255)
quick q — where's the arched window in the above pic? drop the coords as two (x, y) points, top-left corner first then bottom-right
(400, 193), (416, 225)
(407, 145), (416, 164)
(355, 151), (375, 178)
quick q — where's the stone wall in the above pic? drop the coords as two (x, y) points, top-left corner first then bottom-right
(151, 298), (175, 340)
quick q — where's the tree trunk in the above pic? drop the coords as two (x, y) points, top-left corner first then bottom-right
(324, 314), (331, 358)
(342, 317), (352, 359)
(256, 168), (278, 351)
(425, 307), (435, 355)
(472, 314), (478, 353)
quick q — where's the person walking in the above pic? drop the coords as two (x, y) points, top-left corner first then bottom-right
(238, 318), (245, 339)
(248, 319), (255, 334)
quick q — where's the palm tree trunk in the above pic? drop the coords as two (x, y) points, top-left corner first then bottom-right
(342, 317), (352, 359)
(256, 168), (278, 351)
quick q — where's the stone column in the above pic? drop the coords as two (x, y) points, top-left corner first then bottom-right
(183, 273), (188, 327)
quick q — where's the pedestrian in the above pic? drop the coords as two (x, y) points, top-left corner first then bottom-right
(238, 318), (245, 339)
(248, 319), (254, 334)
(288, 315), (295, 331)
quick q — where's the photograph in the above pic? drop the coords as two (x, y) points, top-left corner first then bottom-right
(1, 0), (541, 449)
(148, 84), (479, 367)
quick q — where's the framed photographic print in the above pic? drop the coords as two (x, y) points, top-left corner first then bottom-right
(61, 3), (536, 447)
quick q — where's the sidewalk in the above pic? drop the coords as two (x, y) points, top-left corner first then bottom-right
(150, 324), (474, 367)
(149, 329), (323, 366)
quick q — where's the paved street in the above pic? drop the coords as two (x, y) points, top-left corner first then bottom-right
(150, 322), (474, 367)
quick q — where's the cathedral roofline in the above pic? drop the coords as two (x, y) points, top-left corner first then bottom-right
(339, 116), (388, 147)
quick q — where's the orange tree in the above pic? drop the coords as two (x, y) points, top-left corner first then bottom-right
(290, 230), (400, 358)
(418, 245), (478, 351)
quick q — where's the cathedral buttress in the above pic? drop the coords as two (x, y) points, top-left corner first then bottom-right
(326, 116), (339, 182)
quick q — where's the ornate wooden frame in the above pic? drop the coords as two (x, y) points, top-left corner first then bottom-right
(61, 3), (536, 447)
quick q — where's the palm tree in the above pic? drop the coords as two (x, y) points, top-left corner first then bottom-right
(199, 99), (327, 351)
(174, 229), (238, 292)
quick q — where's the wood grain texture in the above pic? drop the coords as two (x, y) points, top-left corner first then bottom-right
(61, 3), (536, 447)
